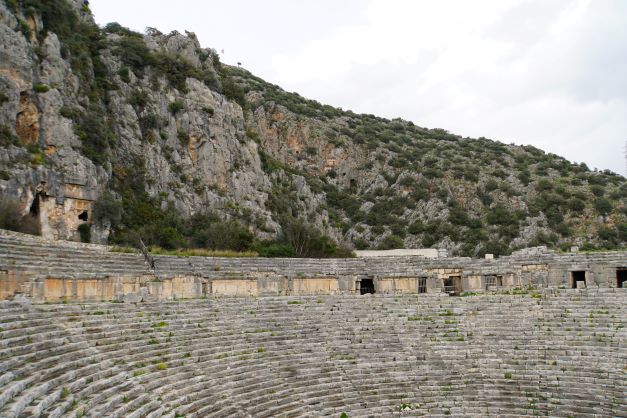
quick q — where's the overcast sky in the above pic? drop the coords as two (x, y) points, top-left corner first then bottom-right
(91, 0), (627, 175)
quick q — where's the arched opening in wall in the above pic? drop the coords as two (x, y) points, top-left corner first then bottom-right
(617, 269), (627, 288)
(571, 271), (586, 288)
(78, 211), (88, 221)
(360, 278), (375, 295)
(349, 179), (357, 190)
(443, 276), (462, 296)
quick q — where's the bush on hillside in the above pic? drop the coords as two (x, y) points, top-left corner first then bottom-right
(92, 192), (123, 227)
(377, 234), (404, 250)
(77, 223), (91, 243)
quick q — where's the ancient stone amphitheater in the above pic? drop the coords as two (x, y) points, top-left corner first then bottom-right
(1, 230), (626, 417)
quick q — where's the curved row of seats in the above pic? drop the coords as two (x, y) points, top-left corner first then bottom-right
(0, 230), (488, 282)
(1, 288), (625, 417)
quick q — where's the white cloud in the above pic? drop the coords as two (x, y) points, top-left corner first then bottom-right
(269, 0), (627, 174)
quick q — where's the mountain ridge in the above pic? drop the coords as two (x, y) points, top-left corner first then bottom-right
(0, 0), (625, 257)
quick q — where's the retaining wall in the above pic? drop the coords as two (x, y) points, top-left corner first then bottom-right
(1, 229), (625, 302)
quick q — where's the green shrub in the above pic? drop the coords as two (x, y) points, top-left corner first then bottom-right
(138, 114), (160, 140)
(594, 198), (612, 215)
(567, 198), (585, 213)
(377, 234), (404, 250)
(153, 52), (200, 92)
(536, 178), (553, 191)
(221, 78), (246, 108)
(517, 170), (530, 186)
(59, 106), (79, 119)
(597, 227), (617, 242)
(17, 17), (32, 38)
(117, 66), (130, 82)
(486, 204), (516, 226)
(128, 90), (149, 110)
(191, 219), (254, 252)
(5, 0), (17, 12)
(33, 83), (49, 93)
(390, 222), (407, 238)
(77, 223), (91, 243)
(73, 109), (115, 165)
(484, 179), (499, 192)
(0, 124), (20, 147)
(408, 220), (425, 234)
(590, 185), (605, 197)
(352, 237), (370, 250)
(279, 217), (354, 258)
(92, 192), (123, 227)
(168, 100), (184, 115)
(177, 129), (189, 146)
(492, 168), (507, 179)
(113, 35), (154, 75)
(256, 242), (295, 257)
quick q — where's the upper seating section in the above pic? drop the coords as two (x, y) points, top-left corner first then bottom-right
(1, 229), (626, 303)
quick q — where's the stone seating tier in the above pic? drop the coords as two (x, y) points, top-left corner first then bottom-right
(0, 289), (625, 417)
(2, 231), (625, 286)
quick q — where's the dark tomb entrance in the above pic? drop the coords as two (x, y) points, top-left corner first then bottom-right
(78, 211), (88, 221)
(444, 276), (462, 296)
(571, 271), (586, 288)
(360, 278), (375, 295)
(617, 269), (627, 288)
(22, 192), (42, 235)
(29, 193), (40, 217)
(418, 277), (427, 294)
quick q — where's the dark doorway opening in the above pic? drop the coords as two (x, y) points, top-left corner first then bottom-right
(571, 271), (586, 288)
(78, 211), (88, 221)
(22, 193), (43, 236)
(360, 278), (375, 295)
(444, 276), (462, 296)
(29, 193), (40, 216)
(418, 277), (427, 294)
(617, 269), (627, 288)
(484, 275), (503, 290)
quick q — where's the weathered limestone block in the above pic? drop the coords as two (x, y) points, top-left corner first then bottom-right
(291, 277), (339, 295)
(212, 279), (257, 297)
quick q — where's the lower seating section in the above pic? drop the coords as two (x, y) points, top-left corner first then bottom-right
(0, 288), (625, 417)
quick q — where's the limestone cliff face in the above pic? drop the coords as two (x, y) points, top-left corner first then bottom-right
(0, 0), (624, 254)
(0, 1), (276, 243)
(0, 2), (102, 241)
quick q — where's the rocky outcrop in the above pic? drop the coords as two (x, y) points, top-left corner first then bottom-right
(0, 0), (624, 254)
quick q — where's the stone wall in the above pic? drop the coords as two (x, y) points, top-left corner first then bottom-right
(1, 229), (625, 302)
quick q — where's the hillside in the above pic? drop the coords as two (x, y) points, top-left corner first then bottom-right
(0, 0), (625, 257)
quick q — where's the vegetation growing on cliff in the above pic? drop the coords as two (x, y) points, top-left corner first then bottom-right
(0, 1), (624, 257)
(227, 66), (626, 254)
